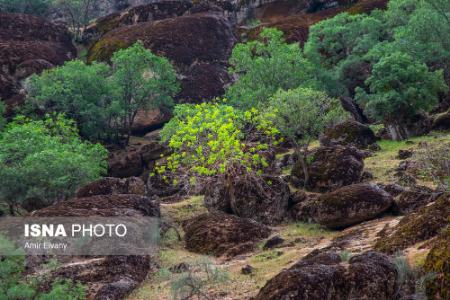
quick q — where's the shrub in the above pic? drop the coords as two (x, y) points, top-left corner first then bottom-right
(156, 102), (279, 184)
(269, 87), (347, 186)
(0, 114), (107, 214)
(356, 52), (448, 127)
(0, 235), (86, 300)
(226, 28), (317, 109)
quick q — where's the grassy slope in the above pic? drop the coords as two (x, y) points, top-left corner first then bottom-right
(128, 131), (449, 300)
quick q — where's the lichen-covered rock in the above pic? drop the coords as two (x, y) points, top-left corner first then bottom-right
(0, 13), (76, 105)
(204, 170), (290, 225)
(424, 228), (450, 300)
(291, 145), (365, 192)
(108, 138), (168, 178)
(255, 249), (397, 300)
(76, 177), (146, 197)
(431, 110), (450, 131)
(183, 212), (271, 257)
(313, 183), (393, 229)
(393, 186), (441, 214)
(28, 193), (159, 300)
(87, 12), (236, 101)
(374, 193), (449, 254)
(321, 120), (377, 149)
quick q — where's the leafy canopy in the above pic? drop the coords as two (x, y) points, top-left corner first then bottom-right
(226, 28), (316, 109)
(0, 0), (51, 16)
(270, 87), (347, 148)
(355, 52), (448, 122)
(26, 42), (179, 145)
(0, 114), (107, 213)
(157, 102), (279, 182)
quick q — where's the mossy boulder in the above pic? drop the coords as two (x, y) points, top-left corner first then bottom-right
(313, 183), (393, 229)
(87, 13), (236, 101)
(321, 120), (377, 149)
(424, 228), (450, 299)
(432, 110), (450, 130)
(374, 193), (450, 254)
(183, 212), (271, 257)
(291, 145), (365, 192)
(255, 249), (398, 300)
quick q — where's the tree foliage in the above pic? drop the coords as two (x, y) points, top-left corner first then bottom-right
(355, 52), (448, 123)
(269, 87), (347, 185)
(226, 28), (317, 109)
(0, 0), (51, 16)
(0, 114), (107, 214)
(53, 0), (98, 41)
(111, 41), (180, 145)
(157, 102), (279, 184)
(26, 42), (179, 146)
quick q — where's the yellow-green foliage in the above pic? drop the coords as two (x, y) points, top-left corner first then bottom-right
(155, 102), (279, 181)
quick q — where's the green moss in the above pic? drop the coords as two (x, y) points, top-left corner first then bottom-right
(423, 228), (450, 299)
(374, 194), (449, 254)
(87, 37), (130, 63)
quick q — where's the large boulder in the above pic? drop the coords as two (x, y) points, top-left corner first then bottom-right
(28, 192), (160, 299)
(255, 249), (397, 300)
(76, 177), (146, 198)
(108, 138), (168, 178)
(291, 145), (365, 192)
(312, 183), (393, 229)
(204, 170), (290, 225)
(183, 212), (271, 257)
(87, 12), (236, 102)
(393, 185), (442, 214)
(375, 193), (449, 254)
(0, 13), (76, 108)
(432, 110), (450, 130)
(321, 120), (377, 149)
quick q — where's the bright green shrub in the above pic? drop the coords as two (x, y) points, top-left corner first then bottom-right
(226, 28), (317, 109)
(156, 102), (279, 182)
(0, 114), (107, 214)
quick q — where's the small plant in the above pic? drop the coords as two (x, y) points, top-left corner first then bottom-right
(339, 250), (352, 262)
(170, 257), (229, 300)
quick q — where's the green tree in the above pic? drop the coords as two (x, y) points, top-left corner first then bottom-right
(270, 87), (347, 186)
(0, 114), (107, 214)
(156, 102), (279, 185)
(26, 60), (117, 142)
(356, 52), (448, 140)
(226, 28), (317, 109)
(111, 41), (180, 145)
(0, 0), (51, 16)
(304, 12), (387, 97)
(54, 0), (98, 41)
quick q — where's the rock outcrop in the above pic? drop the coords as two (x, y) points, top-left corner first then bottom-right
(255, 249), (398, 300)
(28, 190), (160, 299)
(321, 120), (377, 149)
(76, 177), (146, 197)
(375, 193), (449, 254)
(183, 212), (271, 257)
(393, 186), (441, 214)
(312, 183), (393, 229)
(204, 170), (290, 225)
(87, 12), (236, 102)
(0, 13), (76, 110)
(291, 145), (365, 192)
(432, 110), (450, 130)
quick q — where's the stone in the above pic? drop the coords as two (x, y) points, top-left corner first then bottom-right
(255, 249), (397, 300)
(313, 183), (393, 229)
(321, 120), (377, 149)
(241, 265), (254, 275)
(291, 145), (365, 192)
(263, 235), (285, 250)
(397, 149), (413, 160)
(393, 186), (441, 214)
(375, 193), (449, 254)
(76, 177), (146, 198)
(183, 212), (271, 257)
(431, 110), (450, 130)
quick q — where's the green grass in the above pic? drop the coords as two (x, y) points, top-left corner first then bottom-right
(281, 222), (335, 240)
